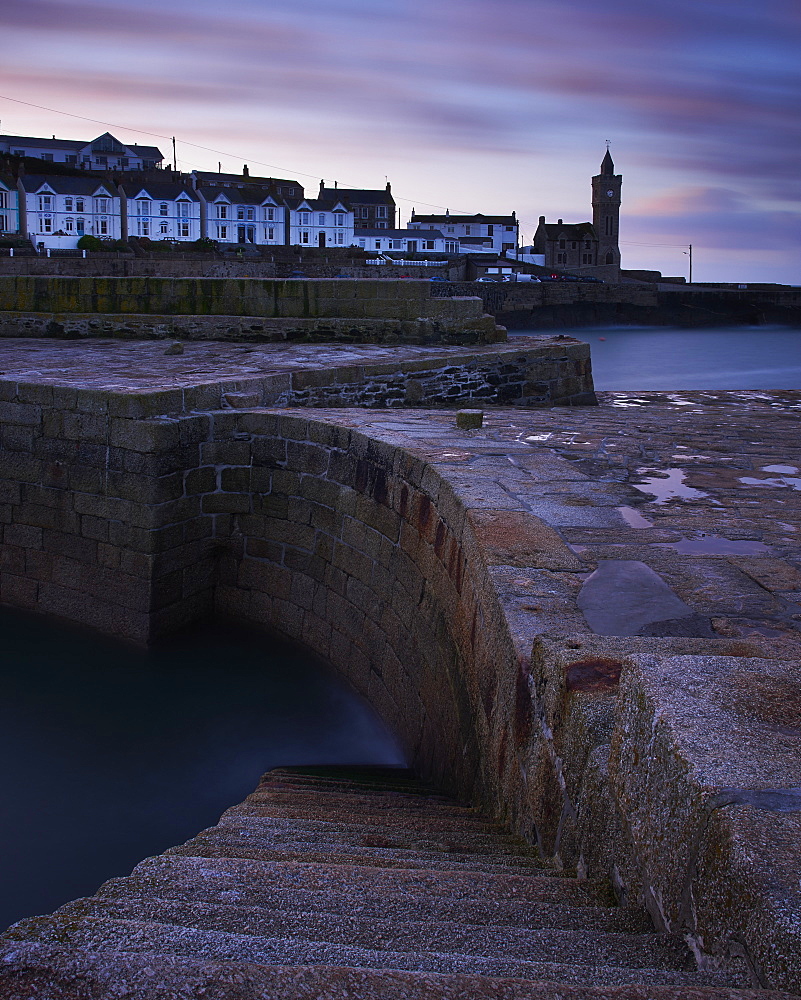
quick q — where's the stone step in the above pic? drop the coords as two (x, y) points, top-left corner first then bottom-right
(0, 947), (791, 1000)
(130, 854), (607, 906)
(106, 854), (624, 923)
(216, 810), (542, 857)
(173, 830), (550, 875)
(95, 873), (651, 932)
(55, 895), (697, 972)
(4, 916), (748, 989)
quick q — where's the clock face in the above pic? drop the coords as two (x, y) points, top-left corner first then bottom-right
(606, 189), (615, 197)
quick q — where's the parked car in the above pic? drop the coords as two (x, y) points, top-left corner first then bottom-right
(288, 270), (307, 278)
(475, 275), (499, 282)
(429, 275), (449, 282)
(577, 276), (605, 283)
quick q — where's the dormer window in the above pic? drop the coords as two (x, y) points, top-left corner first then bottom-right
(136, 199), (150, 216)
(217, 205), (228, 219)
(38, 195), (53, 211)
(266, 208), (275, 222)
(334, 213), (344, 227)
(300, 212), (310, 225)
(177, 201), (190, 218)
(96, 198), (109, 213)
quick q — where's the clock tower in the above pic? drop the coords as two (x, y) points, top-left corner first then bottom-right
(592, 149), (621, 267)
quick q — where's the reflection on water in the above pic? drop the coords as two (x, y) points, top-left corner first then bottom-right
(518, 327), (801, 390)
(0, 609), (404, 930)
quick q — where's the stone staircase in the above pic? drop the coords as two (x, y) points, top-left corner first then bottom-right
(0, 766), (795, 998)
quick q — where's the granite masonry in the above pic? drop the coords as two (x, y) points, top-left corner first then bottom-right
(0, 336), (798, 996)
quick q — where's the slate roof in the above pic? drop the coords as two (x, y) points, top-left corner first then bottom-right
(20, 175), (119, 197)
(319, 186), (394, 206)
(1, 134), (162, 159)
(357, 229), (445, 239)
(201, 186), (284, 205)
(119, 182), (199, 201)
(193, 171), (302, 195)
(411, 213), (517, 226)
(538, 222), (597, 240)
(287, 197), (351, 213)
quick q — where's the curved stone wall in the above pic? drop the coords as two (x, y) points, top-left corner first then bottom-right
(207, 411), (518, 811)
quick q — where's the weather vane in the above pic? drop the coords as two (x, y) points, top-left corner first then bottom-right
(605, 139), (611, 151)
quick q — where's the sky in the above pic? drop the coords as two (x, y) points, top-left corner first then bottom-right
(1, 0), (799, 284)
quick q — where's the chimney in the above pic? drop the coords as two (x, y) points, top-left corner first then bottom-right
(386, 181), (391, 192)
(557, 218), (563, 226)
(539, 215), (545, 224)
(243, 164), (249, 177)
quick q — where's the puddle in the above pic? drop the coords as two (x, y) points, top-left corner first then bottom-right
(632, 468), (710, 504)
(738, 464), (801, 491)
(652, 535), (771, 556)
(618, 505), (654, 529)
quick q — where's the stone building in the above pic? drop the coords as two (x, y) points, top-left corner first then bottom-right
(533, 151), (622, 273)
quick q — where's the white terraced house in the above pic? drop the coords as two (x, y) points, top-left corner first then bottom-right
(198, 187), (287, 245)
(18, 175), (121, 248)
(354, 228), (457, 255)
(0, 131), (163, 171)
(120, 183), (201, 242)
(287, 197), (354, 248)
(0, 174), (20, 235)
(408, 210), (519, 254)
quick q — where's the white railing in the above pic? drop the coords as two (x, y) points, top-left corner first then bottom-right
(365, 258), (445, 267)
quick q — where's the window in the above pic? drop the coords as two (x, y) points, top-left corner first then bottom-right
(488, 225), (493, 236)
(582, 253), (592, 265)
(447, 227), (454, 233)
(266, 208), (275, 222)
(40, 217), (53, 233)
(179, 222), (189, 238)
(136, 199), (149, 216)
(445, 241), (457, 253)
(301, 231), (309, 244)
(377, 222), (387, 229)
(506, 226), (514, 232)
(375, 240), (381, 249)
(424, 241), (435, 250)
(99, 219), (108, 235)
(334, 213), (344, 227)
(95, 156), (107, 166)
(96, 198), (109, 213)
(38, 195), (53, 211)
(13, 149), (25, 157)
(559, 239), (566, 249)
(556, 252), (566, 264)
(0, 192), (7, 209)
(361, 208), (369, 219)
(376, 206), (387, 219)
(76, 199), (84, 212)
(65, 218), (74, 232)
(177, 201), (190, 218)
(160, 203), (168, 216)
(119, 157), (128, 167)
(571, 241), (577, 250)
(267, 227), (274, 240)
(335, 232), (344, 245)
(42, 153), (53, 162)
(160, 222), (168, 234)
(137, 219), (149, 236)
(237, 208), (245, 220)
(465, 226), (471, 235)
(584, 240), (591, 249)
(318, 213), (325, 225)
(0, 216), (6, 231)
(64, 197), (73, 211)
(247, 208), (254, 221)
(218, 225), (228, 240)
(300, 212), (310, 225)
(217, 205), (228, 219)
(358, 239), (366, 248)
(605, 216), (613, 236)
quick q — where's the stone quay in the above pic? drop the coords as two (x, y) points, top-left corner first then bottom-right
(0, 331), (798, 997)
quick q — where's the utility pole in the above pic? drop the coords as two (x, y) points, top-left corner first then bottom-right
(684, 244), (693, 283)
(172, 137), (177, 173)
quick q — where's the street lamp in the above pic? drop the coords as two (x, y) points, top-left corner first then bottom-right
(683, 244), (693, 284)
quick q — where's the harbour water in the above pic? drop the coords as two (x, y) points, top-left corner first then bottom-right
(519, 326), (801, 390)
(0, 610), (403, 930)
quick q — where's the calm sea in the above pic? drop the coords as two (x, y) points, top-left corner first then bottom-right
(0, 610), (403, 930)
(518, 326), (801, 390)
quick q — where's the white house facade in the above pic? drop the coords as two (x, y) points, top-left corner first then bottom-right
(0, 132), (163, 171)
(199, 187), (287, 245)
(408, 211), (519, 254)
(18, 176), (121, 247)
(354, 229), (456, 255)
(0, 175), (20, 234)
(120, 183), (200, 242)
(287, 198), (354, 248)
